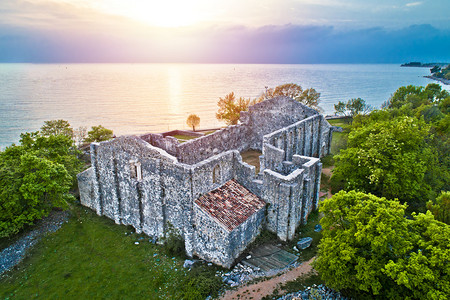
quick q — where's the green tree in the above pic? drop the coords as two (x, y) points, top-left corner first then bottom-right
(314, 191), (450, 299)
(19, 132), (84, 182)
(0, 120), (85, 237)
(40, 119), (73, 138)
(331, 116), (435, 207)
(260, 83), (322, 111)
(387, 84), (448, 110)
(383, 212), (450, 299)
(0, 147), (74, 237)
(186, 114), (200, 131)
(216, 92), (260, 125)
(426, 191), (450, 224)
(84, 125), (114, 143)
(334, 98), (372, 123)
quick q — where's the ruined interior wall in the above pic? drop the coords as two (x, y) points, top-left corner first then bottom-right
(248, 97), (318, 149)
(262, 115), (325, 161)
(233, 152), (263, 197)
(262, 169), (305, 241)
(292, 155), (322, 222)
(262, 143), (285, 173)
(140, 133), (179, 157)
(176, 125), (251, 165)
(190, 151), (236, 199)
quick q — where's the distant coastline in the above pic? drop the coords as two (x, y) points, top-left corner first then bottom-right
(401, 62), (448, 68)
(401, 62), (450, 85)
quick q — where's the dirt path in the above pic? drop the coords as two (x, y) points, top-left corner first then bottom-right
(320, 166), (334, 199)
(220, 257), (315, 300)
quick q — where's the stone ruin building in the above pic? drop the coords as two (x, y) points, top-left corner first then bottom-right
(77, 96), (335, 268)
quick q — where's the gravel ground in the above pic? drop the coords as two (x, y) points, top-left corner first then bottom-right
(0, 210), (70, 276)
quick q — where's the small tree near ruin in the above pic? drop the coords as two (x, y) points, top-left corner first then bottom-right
(186, 114), (200, 131)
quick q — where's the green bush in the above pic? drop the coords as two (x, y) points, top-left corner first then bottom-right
(182, 265), (223, 299)
(0, 149), (73, 237)
(0, 127), (82, 238)
(314, 191), (450, 299)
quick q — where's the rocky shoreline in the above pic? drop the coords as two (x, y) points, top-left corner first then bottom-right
(425, 75), (450, 85)
(0, 210), (70, 276)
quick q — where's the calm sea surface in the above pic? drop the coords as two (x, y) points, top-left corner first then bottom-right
(0, 63), (447, 149)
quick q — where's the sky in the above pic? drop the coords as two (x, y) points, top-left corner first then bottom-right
(0, 0), (449, 63)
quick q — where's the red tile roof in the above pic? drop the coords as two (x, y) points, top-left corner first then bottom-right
(195, 179), (266, 231)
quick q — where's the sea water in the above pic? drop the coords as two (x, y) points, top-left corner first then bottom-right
(0, 63), (446, 149)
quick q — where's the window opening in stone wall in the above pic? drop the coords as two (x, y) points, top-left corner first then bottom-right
(213, 165), (221, 184)
(129, 160), (142, 181)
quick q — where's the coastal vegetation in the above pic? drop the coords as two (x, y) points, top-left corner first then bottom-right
(318, 83), (450, 298)
(331, 83), (449, 211)
(0, 132), (82, 237)
(0, 121), (115, 238)
(258, 83), (321, 112)
(84, 125), (115, 143)
(431, 64), (450, 80)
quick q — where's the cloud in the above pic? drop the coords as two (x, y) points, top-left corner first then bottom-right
(406, 2), (423, 7)
(2, 22), (449, 63)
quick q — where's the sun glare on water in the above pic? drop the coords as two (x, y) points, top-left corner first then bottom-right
(102, 0), (213, 28)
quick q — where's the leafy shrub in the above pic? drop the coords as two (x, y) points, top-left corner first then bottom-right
(182, 265), (223, 299)
(163, 223), (186, 258)
(0, 126), (82, 238)
(314, 191), (450, 299)
(0, 149), (73, 237)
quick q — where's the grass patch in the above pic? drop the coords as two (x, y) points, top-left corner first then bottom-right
(320, 172), (331, 193)
(282, 211), (322, 263)
(327, 117), (352, 130)
(172, 134), (198, 142)
(320, 154), (334, 168)
(330, 131), (348, 155)
(0, 206), (223, 299)
(240, 149), (262, 173)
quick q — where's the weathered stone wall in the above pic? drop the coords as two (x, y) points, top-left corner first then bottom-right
(193, 203), (231, 267)
(292, 155), (322, 222)
(77, 167), (95, 209)
(193, 201), (265, 268)
(227, 207), (265, 266)
(190, 151), (236, 199)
